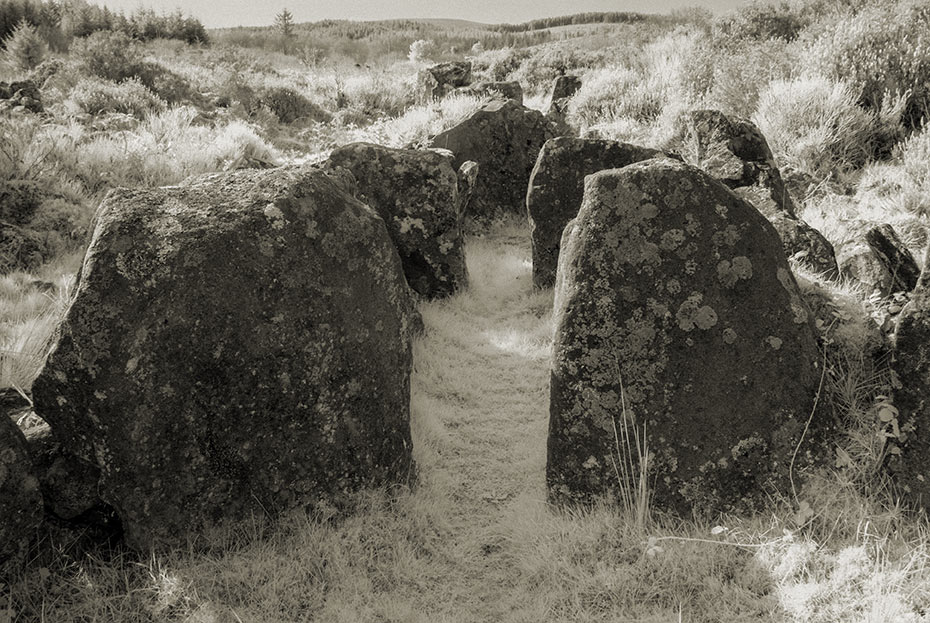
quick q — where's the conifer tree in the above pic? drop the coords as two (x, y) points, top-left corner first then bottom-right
(275, 8), (295, 54)
(4, 19), (45, 71)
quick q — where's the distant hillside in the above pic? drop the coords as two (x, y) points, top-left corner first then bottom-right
(209, 11), (687, 64)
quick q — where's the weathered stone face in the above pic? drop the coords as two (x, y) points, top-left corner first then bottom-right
(835, 223), (920, 297)
(683, 109), (838, 277)
(23, 423), (106, 522)
(526, 137), (663, 289)
(328, 142), (467, 300)
(430, 99), (552, 218)
(1, 415), (43, 581)
(32, 165), (418, 549)
(890, 250), (930, 508)
(416, 61), (472, 104)
(548, 159), (826, 517)
(456, 161), (479, 217)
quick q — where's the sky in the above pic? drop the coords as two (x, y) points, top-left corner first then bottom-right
(90, 0), (751, 29)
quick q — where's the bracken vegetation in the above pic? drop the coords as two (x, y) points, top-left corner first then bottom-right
(4, 0), (930, 620)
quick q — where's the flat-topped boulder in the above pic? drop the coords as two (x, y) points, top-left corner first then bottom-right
(328, 142), (467, 299)
(548, 158), (827, 516)
(526, 137), (663, 289)
(430, 99), (552, 218)
(682, 109), (838, 276)
(417, 61), (472, 104)
(32, 165), (418, 549)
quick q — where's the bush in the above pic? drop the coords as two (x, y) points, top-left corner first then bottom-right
(68, 77), (166, 118)
(568, 65), (663, 127)
(509, 46), (610, 95)
(136, 61), (197, 105)
(3, 19), (45, 71)
(73, 107), (281, 189)
(408, 39), (435, 63)
(567, 31), (702, 143)
(713, 1), (804, 42)
(72, 30), (144, 82)
(257, 86), (327, 124)
(470, 47), (528, 83)
(753, 76), (906, 180)
(802, 0), (930, 128)
(702, 38), (795, 118)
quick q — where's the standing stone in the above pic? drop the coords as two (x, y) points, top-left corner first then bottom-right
(1, 415), (43, 581)
(683, 110), (838, 276)
(328, 142), (467, 299)
(430, 99), (551, 218)
(526, 137), (663, 289)
(548, 159), (826, 516)
(417, 61), (472, 104)
(890, 248), (930, 507)
(32, 165), (418, 549)
(549, 75), (582, 103)
(547, 75), (582, 123)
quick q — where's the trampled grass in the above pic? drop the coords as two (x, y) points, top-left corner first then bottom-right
(8, 219), (930, 622)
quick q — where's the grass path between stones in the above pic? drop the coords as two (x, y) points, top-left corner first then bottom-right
(404, 217), (555, 621)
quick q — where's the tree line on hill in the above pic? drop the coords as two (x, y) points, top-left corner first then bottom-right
(489, 12), (652, 32)
(0, 0), (208, 50)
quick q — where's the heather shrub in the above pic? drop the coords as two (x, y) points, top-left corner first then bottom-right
(67, 77), (166, 118)
(703, 38), (795, 117)
(408, 39), (436, 63)
(713, 0), (804, 42)
(753, 76), (906, 180)
(567, 30), (701, 145)
(136, 61), (198, 105)
(3, 19), (45, 71)
(509, 46), (609, 95)
(900, 126), (930, 190)
(802, 0), (930, 128)
(569, 65), (662, 126)
(338, 71), (415, 119)
(470, 47), (528, 83)
(891, 126), (930, 215)
(257, 86), (329, 123)
(73, 106), (281, 190)
(356, 93), (484, 148)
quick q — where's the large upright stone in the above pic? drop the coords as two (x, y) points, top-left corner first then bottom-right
(1, 415), (42, 581)
(526, 137), (663, 289)
(547, 74), (582, 127)
(430, 99), (551, 218)
(890, 249), (930, 507)
(32, 165), (418, 549)
(548, 159), (825, 516)
(328, 142), (467, 299)
(417, 61), (472, 104)
(683, 110), (838, 276)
